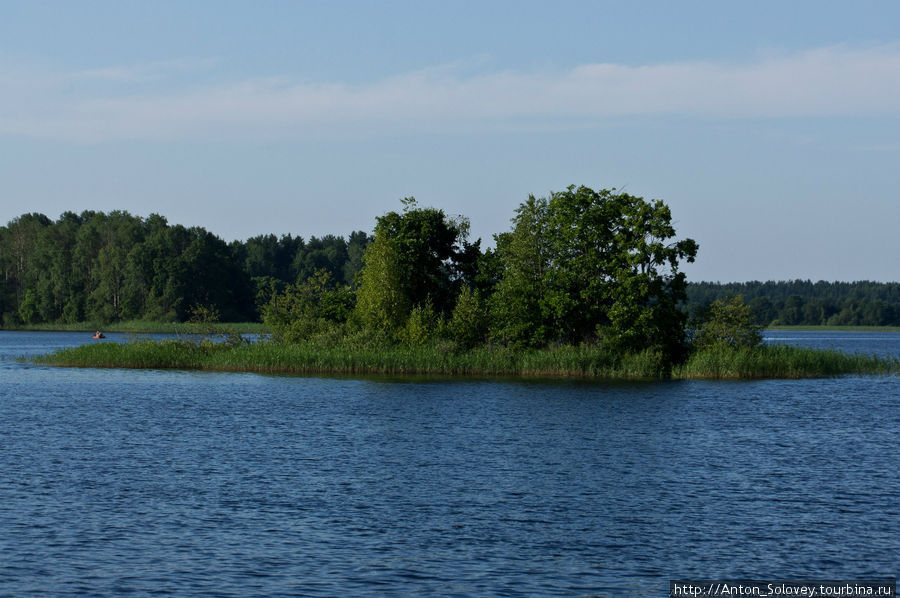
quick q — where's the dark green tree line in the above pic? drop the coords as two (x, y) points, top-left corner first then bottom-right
(686, 281), (900, 326)
(487, 186), (698, 362)
(1, 210), (369, 326)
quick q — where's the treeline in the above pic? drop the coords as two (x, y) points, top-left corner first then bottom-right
(3, 186), (702, 365)
(0, 210), (369, 326)
(265, 188), (699, 366)
(686, 281), (900, 327)
(6, 208), (899, 336)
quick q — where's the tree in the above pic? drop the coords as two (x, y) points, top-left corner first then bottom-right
(293, 235), (348, 284)
(0, 213), (52, 323)
(236, 233), (303, 281)
(449, 285), (488, 349)
(263, 269), (354, 342)
(778, 294), (804, 326)
(343, 230), (371, 288)
(546, 186), (697, 355)
(747, 296), (777, 326)
(694, 295), (762, 350)
(354, 234), (409, 333)
(490, 185), (698, 361)
(488, 196), (551, 346)
(18, 289), (39, 324)
(354, 198), (471, 334)
(179, 226), (252, 322)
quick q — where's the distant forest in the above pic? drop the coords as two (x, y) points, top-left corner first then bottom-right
(2, 210), (899, 328)
(0, 210), (370, 325)
(686, 281), (900, 327)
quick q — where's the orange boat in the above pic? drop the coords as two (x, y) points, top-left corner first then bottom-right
(92, 332), (105, 339)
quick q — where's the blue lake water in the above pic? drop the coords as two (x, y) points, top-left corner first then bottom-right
(764, 329), (900, 358)
(1, 331), (898, 596)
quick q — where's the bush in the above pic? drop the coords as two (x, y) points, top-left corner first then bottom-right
(2, 311), (21, 328)
(263, 269), (354, 342)
(397, 301), (439, 345)
(448, 285), (488, 349)
(694, 295), (762, 350)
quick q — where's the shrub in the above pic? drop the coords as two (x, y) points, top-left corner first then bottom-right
(694, 295), (762, 350)
(448, 285), (488, 349)
(397, 301), (439, 345)
(263, 269), (354, 342)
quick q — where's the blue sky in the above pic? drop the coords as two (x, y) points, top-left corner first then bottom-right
(1, 1), (898, 281)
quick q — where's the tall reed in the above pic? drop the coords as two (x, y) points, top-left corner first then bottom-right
(36, 337), (898, 379)
(674, 344), (899, 379)
(36, 339), (672, 379)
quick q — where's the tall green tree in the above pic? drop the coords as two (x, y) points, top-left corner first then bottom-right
(293, 235), (348, 284)
(343, 230), (371, 288)
(235, 233), (303, 281)
(448, 284), (488, 349)
(354, 234), (409, 333)
(488, 196), (550, 346)
(86, 211), (145, 321)
(0, 213), (52, 323)
(490, 186), (698, 360)
(354, 198), (472, 333)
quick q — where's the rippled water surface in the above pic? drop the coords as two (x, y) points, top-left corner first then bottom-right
(1, 331), (898, 596)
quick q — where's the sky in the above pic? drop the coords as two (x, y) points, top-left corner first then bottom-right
(1, 1), (898, 282)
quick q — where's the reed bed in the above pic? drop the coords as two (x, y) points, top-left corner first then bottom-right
(674, 344), (899, 379)
(34, 337), (899, 379)
(35, 339), (671, 379)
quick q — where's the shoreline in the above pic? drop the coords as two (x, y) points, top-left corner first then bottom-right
(7, 323), (900, 334)
(31, 339), (900, 381)
(4, 321), (267, 334)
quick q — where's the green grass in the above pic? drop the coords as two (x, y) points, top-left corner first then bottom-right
(674, 344), (899, 379)
(32, 338), (900, 380)
(766, 325), (900, 332)
(11, 320), (267, 334)
(34, 339), (668, 379)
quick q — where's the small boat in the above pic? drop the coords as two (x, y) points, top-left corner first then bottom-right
(92, 332), (105, 339)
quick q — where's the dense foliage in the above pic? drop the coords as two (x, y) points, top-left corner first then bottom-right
(489, 186), (698, 363)
(258, 186), (700, 367)
(354, 197), (476, 333)
(686, 281), (900, 327)
(692, 296), (763, 350)
(8, 186), (898, 377)
(0, 210), (369, 327)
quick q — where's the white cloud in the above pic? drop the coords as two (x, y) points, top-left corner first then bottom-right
(2, 45), (899, 141)
(68, 58), (219, 83)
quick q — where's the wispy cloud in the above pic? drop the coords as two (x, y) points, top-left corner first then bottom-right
(68, 58), (219, 83)
(2, 45), (899, 142)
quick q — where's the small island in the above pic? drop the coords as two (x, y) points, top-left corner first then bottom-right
(15, 186), (897, 380)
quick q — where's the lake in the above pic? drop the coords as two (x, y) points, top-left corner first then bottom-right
(1, 331), (898, 596)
